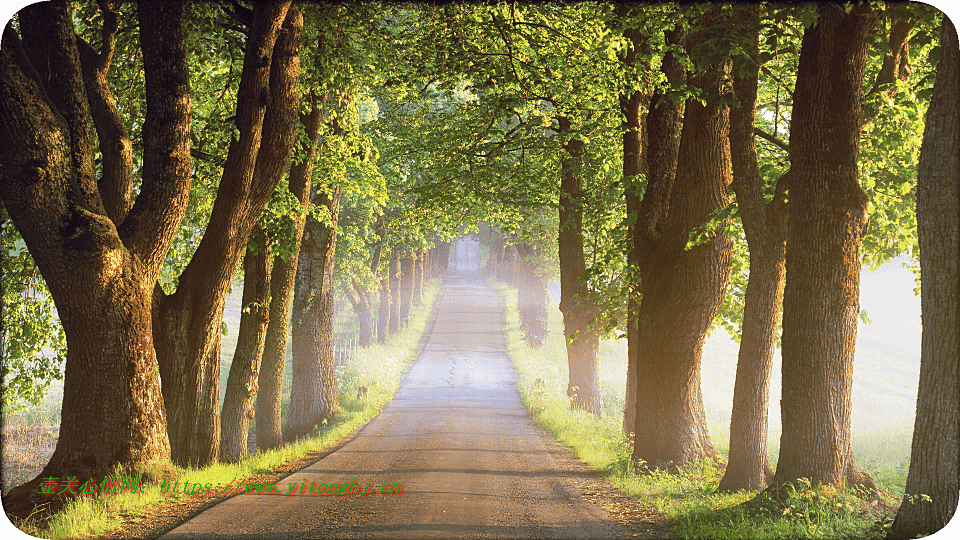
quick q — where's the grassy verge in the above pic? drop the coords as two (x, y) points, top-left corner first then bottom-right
(493, 280), (900, 540)
(9, 279), (442, 540)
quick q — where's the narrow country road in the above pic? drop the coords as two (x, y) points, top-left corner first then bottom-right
(161, 246), (630, 539)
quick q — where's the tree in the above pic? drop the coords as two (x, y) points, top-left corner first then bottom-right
(774, 3), (878, 491)
(284, 183), (342, 441)
(890, 16), (959, 538)
(718, 5), (786, 493)
(557, 115), (603, 416)
(629, 7), (733, 470)
(226, 92), (327, 460)
(153, 2), (301, 467)
(0, 0), (190, 514)
(220, 228), (271, 462)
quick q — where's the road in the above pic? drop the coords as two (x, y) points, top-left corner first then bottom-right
(161, 260), (630, 539)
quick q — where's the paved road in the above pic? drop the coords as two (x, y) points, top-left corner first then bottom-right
(161, 270), (626, 539)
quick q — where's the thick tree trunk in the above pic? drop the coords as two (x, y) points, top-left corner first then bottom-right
(719, 5), (785, 493)
(556, 116), (602, 417)
(220, 232), (271, 462)
(255, 93), (326, 451)
(285, 187), (342, 441)
(0, 0), (190, 515)
(154, 2), (299, 467)
(400, 255), (414, 325)
(625, 24), (684, 444)
(389, 249), (400, 333)
(890, 18), (960, 539)
(631, 13), (730, 470)
(774, 4), (878, 492)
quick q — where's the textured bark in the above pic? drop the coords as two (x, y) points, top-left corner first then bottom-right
(890, 18), (960, 539)
(154, 2), (298, 467)
(400, 255), (414, 325)
(617, 4), (649, 439)
(285, 187), (342, 441)
(718, 5), (785, 493)
(75, 2), (132, 225)
(220, 232), (271, 462)
(631, 14), (730, 470)
(557, 116), (602, 417)
(0, 0), (190, 515)
(256, 92), (326, 451)
(774, 4), (878, 491)
(625, 25), (684, 443)
(389, 249), (400, 333)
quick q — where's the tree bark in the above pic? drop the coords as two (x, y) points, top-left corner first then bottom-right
(617, 3), (650, 440)
(285, 186), (342, 441)
(255, 92), (326, 451)
(631, 13), (731, 470)
(389, 249), (400, 333)
(220, 230), (270, 462)
(774, 4), (878, 492)
(153, 2), (298, 467)
(413, 250), (423, 307)
(718, 5), (786, 493)
(557, 116), (602, 417)
(400, 254), (414, 325)
(0, 0), (190, 515)
(890, 17), (960, 538)
(378, 248), (391, 343)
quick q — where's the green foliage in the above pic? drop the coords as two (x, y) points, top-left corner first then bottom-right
(1, 215), (65, 413)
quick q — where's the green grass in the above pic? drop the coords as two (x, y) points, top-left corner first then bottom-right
(11, 279), (442, 540)
(493, 281), (905, 540)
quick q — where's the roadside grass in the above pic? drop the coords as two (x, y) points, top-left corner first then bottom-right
(493, 281), (906, 540)
(6, 279), (442, 540)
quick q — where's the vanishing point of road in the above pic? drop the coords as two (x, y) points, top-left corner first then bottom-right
(161, 266), (635, 539)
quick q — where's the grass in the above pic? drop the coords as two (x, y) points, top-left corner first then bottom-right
(493, 280), (908, 540)
(4, 279), (442, 540)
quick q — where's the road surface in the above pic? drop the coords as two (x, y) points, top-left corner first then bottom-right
(161, 248), (630, 539)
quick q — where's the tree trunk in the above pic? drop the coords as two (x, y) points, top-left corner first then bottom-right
(347, 278), (373, 347)
(220, 231), (271, 462)
(389, 249), (400, 333)
(718, 5), (785, 493)
(0, 0), (190, 515)
(378, 256), (390, 343)
(516, 242), (549, 348)
(890, 17), (959, 538)
(413, 250), (423, 307)
(617, 4), (649, 440)
(255, 92), (326, 451)
(631, 13), (731, 470)
(625, 24), (684, 444)
(400, 255), (414, 325)
(285, 187), (342, 441)
(556, 116), (602, 417)
(774, 4), (878, 491)
(154, 2), (299, 467)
